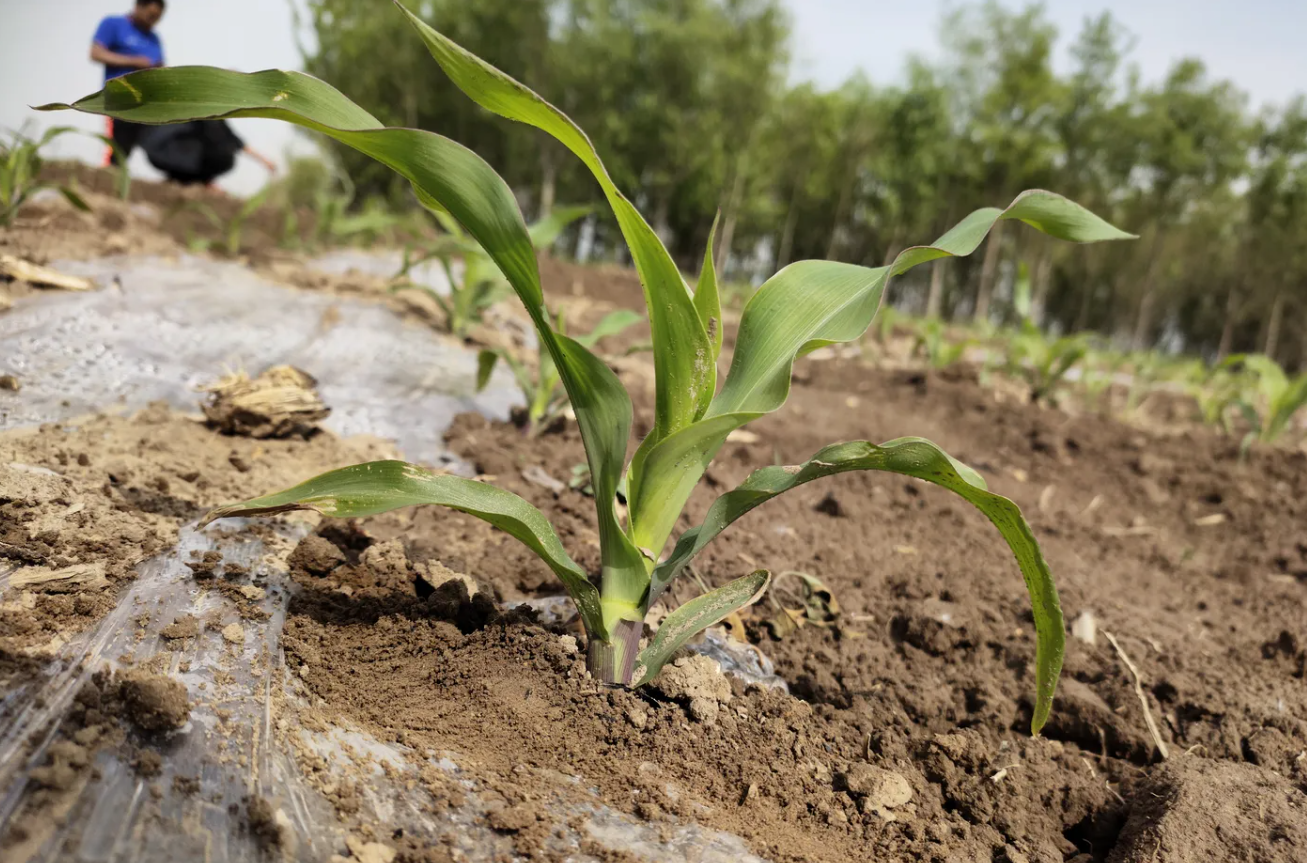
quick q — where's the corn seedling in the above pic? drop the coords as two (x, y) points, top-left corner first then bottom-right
(911, 317), (971, 370)
(1221, 354), (1307, 451)
(476, 307), (641, 435)
(0, 127), (119, 227)
(43, 3), (1134, 732)
(179, 185), (271, 256)
(394, 204), (591, 338)
(1002, 263), (1089, 404)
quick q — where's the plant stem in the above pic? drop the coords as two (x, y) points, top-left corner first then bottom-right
(586, 618), (642, 685)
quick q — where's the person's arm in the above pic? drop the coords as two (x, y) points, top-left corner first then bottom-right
(243, 146), (278, 175)
(90, 42), (155, 69)
(90, 18), (155, 70)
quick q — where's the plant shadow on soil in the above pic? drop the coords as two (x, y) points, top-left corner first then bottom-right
(3, 178), (1307, 862)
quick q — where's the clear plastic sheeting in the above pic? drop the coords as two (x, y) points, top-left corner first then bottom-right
(0, 257), (775, 862)
(0, 254), (517, 464)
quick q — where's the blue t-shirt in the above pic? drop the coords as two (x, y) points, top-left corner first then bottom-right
(92, 15), (164, 82)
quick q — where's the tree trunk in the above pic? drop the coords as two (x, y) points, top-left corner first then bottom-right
(775, 181), (802, 271)
(973, 221), (1006, 324)
(653, 196), (673, 250)
(1264, 291), (1285, 360)
(825, 177), (853, 261)
(1132, 287), (1157, 352)
(926, 259), (946, 318)
(1031, 246), (1054, 325)
(1216, 286), (1239, 361)
(881, 227), (904, 268)
(538, 148), (557, 220)
(716, 155), (748, 273)
(1131, 235), (1166, 351)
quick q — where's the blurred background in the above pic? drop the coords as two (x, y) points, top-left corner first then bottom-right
(2, 0), (1305, 365)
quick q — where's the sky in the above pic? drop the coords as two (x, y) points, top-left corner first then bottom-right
(1, 1), (1304, 195)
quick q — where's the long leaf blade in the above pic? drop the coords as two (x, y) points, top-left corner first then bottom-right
(633, 570), (771, 686)
(394, 1), (714, 445)
(199, 460), (605, 637)
(629, 192), (1130, 559)
(39, 63), (647, 625)
(528, 203), (592, 249)
(695, 212), (723, 362)
(652, 437), (1065, 734)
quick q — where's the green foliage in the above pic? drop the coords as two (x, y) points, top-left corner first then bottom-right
(394, 205), (590, 338)
(178, 186), (271, 257)
(1222, 354), (1307, 449)
(911, 318), (970, 370)
(44, 4), (1134, 731)
(1001, 263), (1090, 403)
(477, 308), (641, 435)
(0, 127), (127, 226)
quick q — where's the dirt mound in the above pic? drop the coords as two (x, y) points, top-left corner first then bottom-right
(1108, 757), (1307, 863)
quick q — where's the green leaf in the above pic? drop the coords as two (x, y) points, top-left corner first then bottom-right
(475, 349), (499, 391)
(695, 211), (723, 362)
(393, 1), (714, 446)
(199, 460), (606, 638)
(574, 309), (643, 348)
(652, 437), (1065, 735)
(528, 203), (592, 249)
(633, 569), (771, 686)
(39, 60), (646, 632)
(56, 185), (91, 213)
(628, 191), (1131, 561)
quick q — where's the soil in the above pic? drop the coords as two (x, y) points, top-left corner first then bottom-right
(3, 168), (1307, 862)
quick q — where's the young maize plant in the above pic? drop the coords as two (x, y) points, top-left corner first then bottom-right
(1005, 263), (1089, 404)
(910, 317), (971, 370)
(393, 204), (592, 338)
(0, 127), (109, 227)
(476, 307), (642, 435)
(179, 185), (271, 256)
(42, 1), (1134, 733)
(1221, 353), (1307, 452)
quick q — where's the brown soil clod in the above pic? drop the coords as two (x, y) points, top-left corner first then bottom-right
(116, 670), (190, 733)
(201, 365), (330, 439)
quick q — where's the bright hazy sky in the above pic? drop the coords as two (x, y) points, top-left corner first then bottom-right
(1, 1), (1303, 194)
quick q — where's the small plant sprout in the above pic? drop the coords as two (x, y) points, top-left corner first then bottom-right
(1221, 353), (1307, 452)
(0, 127), (123, 227)
(476, 307), (642, 435)
(1004, 263), (1090, 404)
(179, 185), (271, 256)
(394, 204), (592, 338)
(43, 1), (1134, 732)
(911, 317), (971, 370)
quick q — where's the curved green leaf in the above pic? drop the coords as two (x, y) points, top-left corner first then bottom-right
(573, 309), (643, 348)
(528, 204), (592, 249)
(695, 212), (724, 362)
(651, 437), (1065, 735)
(633, 570), (771, 687)
(199, 460), (605, 638)
(38, 61), (646, 627)
(628, 191), (1131, 560)
(394, 1), (714, 446)
(716, 191), (1133, 419)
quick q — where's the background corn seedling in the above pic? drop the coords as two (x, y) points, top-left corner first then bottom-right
(175, 186), (272, 257)
(391, 204), (591, 338)
(1222, 353), (1307, 451)
(476, 306), (641, 435)
(0, 127), (128, 227)
(910, 317), (971, 370)
(43, 1), (1133, 733)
